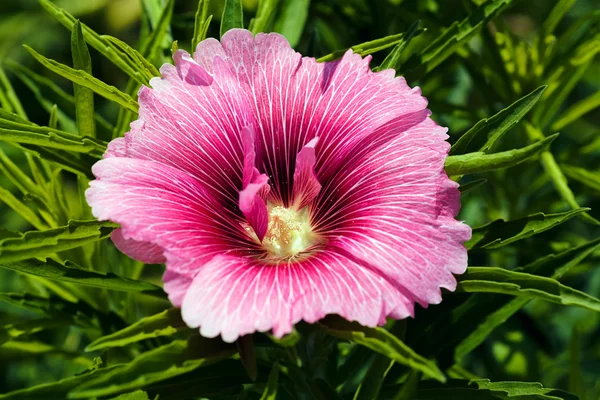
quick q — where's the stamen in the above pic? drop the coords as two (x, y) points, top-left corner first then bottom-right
(262, 205), (316, 259)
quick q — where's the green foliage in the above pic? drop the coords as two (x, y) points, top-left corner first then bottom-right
(0, 0), (599, 399)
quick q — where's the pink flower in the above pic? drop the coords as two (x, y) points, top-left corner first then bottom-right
(86, 29), (471, 343)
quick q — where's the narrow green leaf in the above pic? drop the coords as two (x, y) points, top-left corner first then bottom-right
(0, 147), (40, 196)
(542, 0), (576, 37)
(250, 0), (279, 35)
(267, 329), (300, 347)
(69, 336), (236, 399)
(377, 21), (422, 72)
(427, 237), (600, 362)
(551, 90), (600, 131)
(450, 86), (546, 155)
(317, 30), (415, 63)
(382, 379), (579, 400)
(6, 61), (114, 134)
(273, 0), (310, 47)
(0, 65), (27, 119)
(259, 362), (279, 400)
(109, 391), (152, 400)
(354, 354), (394, 400)
(0, 257), (163, 297)
(192, 0), (212, 48)
(393, 370), (420, 400)
(458, 179), (487, 194)
(25, 46), (139, 113)
(401, 0), (513, 76)
(48, 105), (58, 129)
(458, 267), (600, 313)
(560, 164), (600, 193)
(0, 318), (67, 345)
(0, 220), (117, 263)
(0, 185), (47, 230)
(526, 124), (600, 225)
(140, 0), (175, 63)
(102, 36), (159, 80)
(220, 0), (244, 37)
(445, 134), (557, 176)
(71, 20), (96, 138)
(86, 308), (187, 352)
(0, 365), (122, 400)
(321, 316), (446, 382)
(467, 209), (588, 250)
(0, 119), (106, 156)
(39, 0), (149, 85)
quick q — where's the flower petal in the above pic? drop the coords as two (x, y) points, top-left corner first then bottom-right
(163, 269), (194, 307)
(110, 229), (166, 264)
(86, 157), (253, 274)
(315, 118), (471, 306)
(180, 251), (414, 343)
(194, 29), (428, 205)
(239, 175), (269, 241)
(292, 137), (321, 209)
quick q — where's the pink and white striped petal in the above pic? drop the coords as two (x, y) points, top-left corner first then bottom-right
(180, 251), (414, 343)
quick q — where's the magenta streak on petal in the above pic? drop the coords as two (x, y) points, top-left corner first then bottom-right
(292, 137), (321, 209)
(173, 50), (213, 85)
(239, 125), (270, 241)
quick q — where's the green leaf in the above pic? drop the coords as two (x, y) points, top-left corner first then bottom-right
(0, 365), (122, 400)
(321, 316), (446, 382)
(250, 0), (279, 35)
(382, 379), (578, 400)
(69, 336), (236, 399)
(0, 318), (67, 345)
(220, 0), (244, 37)
(354, 354), (394, 400)
(541, 0), (576, 37)
(317, 29), (418, 63)
(102, 35), (159, 79)
(237, 335), (257, 381)
(459, 179), (487, 194)
(445, 134), (557, 176)
(0, 257), (164, 297)
(0, 220), (117, 263)
(0, 65), (27, 119)
(86, 308), (187, 352)
(0, 116), (106, 156)
(259, 362), (279, 400)
(48, 105), (58, 129)
(467, 209), (588, 250)
(273, 0), (310, 47)
(267, 329), (300, 347)
(0, 185), (47, 230)
(393, 370), (420, 400)
(377, 21), (422, 72)
(401, 0), (513, 76)
(525, 124), (600, 225)
(140, 0), (175, 63)
(25, 46), (139, 113)
(109, 390), (151, 400)
(450, 86), (546, 155)
(5, 61), (114, 135)
(560, 164), (600, 193)
(71, 20), (96, 138)
(192, 0), (212, 48)
(0, 147), (40, 195)
(39, 0), (150, 85)
(453, 237), (600, 361)
(551, 90), (600, 131)
(458, 267), (600, 313)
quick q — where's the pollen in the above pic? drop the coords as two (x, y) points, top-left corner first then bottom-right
(262, 205), (316, 259)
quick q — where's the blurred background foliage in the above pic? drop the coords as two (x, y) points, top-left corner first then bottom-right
(0, 0), (599, 399)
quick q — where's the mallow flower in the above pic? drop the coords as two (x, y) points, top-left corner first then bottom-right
(86, 29), (471, 343)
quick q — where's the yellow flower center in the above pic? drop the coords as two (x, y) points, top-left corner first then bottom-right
(262, 205), (316, 259)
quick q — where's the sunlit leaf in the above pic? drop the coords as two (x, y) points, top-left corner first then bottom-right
(259, 363), (279, 400)
(377, 21), (422, 72)
(467, 209), (588, 250)
(25, 46), (139, 113)
(445, 134), (557, 176)
(458, 267), (600, 313)
(551, 90), (600, 131)
(0, 65), (27, 119)
(249, 0), (279, 35)
(192, 0), (212, 48)
(86, 308), (187, 352)
(71, 20), (96, 138)
(273, 0), (309, 47)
